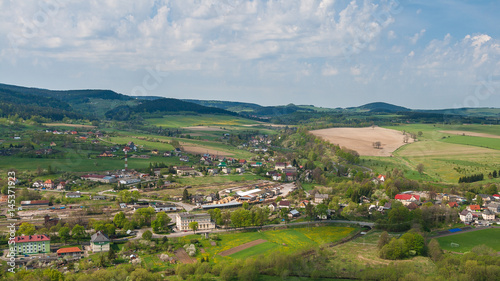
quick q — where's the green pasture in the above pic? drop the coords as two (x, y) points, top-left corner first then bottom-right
(146, 114), (258, 128)
(0, 155), (182, 173)
(179, 226), (356, 262)
(107, 136), (175, 151)
(441, 135), (500, 150)
(176, 174), (265, 187)
(436, 228), (500, 253)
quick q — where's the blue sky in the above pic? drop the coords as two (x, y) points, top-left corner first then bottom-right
(0, 0), (499, 109)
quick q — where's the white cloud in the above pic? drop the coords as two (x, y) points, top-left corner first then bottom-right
(410, 29), (426, 44)
(322, 64), (338, 76)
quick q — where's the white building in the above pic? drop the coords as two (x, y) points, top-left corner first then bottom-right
(176, 213), (215, 231)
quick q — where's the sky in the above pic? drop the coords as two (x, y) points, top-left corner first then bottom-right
(1, 0), (499, 109)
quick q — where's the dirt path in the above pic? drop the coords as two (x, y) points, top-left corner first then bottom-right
(218, 239), (267, 256)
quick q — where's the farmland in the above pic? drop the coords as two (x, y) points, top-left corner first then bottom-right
(146, 114), (259, 128)
(310, 126), (412, 156)
(436, 228), (500, 253)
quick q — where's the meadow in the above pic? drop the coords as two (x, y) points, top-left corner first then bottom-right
(177, 225), (357, 262)
(441, 135), (500, 150)
(436, 228), (500, 253)
(146, 114), (259, 128)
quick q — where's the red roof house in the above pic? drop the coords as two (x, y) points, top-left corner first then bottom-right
(395, 194), (420, 201)
(57, 247), (82, 256)
(15, 235), (50, 243)
(468, 204), (481, 211)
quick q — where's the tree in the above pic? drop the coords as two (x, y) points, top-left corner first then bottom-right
(152, 212), (171, 233)
(59, 226), (71, 243)
(119, 190), (132, 203)
(71, 224), (86, 244)
(373, 141), (381, 149)
(17, 222), (36, 236)
(142, 230), (153, 240)
(416, 163), (424, 174)
(131, 190), (140, 202)
(108, 247), (116, 263)
(476, 195), (484, 207)
(113, 212), (127, 228)
(378, 231), (390, 249)
(305, 201), (315, 220)
(465, 192), (475, 203)
(182, 188), (190, 202)
(105, 223), (116, 236)
(428, 239), (443, 262)
(315, 204), (328, 219)
(188, 221), (199, 234)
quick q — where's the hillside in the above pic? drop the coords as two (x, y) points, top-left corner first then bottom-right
(349, 102), (411, 113)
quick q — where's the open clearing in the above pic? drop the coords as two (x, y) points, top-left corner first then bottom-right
(181, 126), (227, 131)
(310, 127), (412, 156)
(219, 239), (267, 256)
(439, 130), (500, 139)
(436, 228), (500, 253)
(179, 142), (234, 156)
(43, 123), (96, 128)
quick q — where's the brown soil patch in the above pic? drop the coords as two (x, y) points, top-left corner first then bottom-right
(439, 130), (500, 139)
(310, 126), (413, 156)
(174, 248), (196, 264)
(180, 142), (233, 156)
(43, 123), (96, 128)
(182, 126), (227, 131)
(218, 239), (267, 256)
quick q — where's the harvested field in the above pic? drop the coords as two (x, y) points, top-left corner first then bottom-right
(174, 248), (196, 264)
(180, 142), (234, 156)
(218, 239), (267, 256)
(440, 130), (500, 139)
(310, 126), (412, 156)
(43, 123), (96, 128)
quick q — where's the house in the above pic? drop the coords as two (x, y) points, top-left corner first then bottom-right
(57, 247), (83, 258)
(235, 167), (245, 174)
(0, 195), (8, 203)
(151, 203), (177, 212)
(49, 142), (57, 147)
(93, 195), (107, 200)
(478, 194), (493, 203)
(383, 202), (392, 210)
(80, 174), (117, 183)
(163, 152), (171, 157)
(459, 210), (475, 223)
(12, 235), (51, 254)
(298, 200), (309, 208)
(447, 202), (459, 208)
(56, 181), (66, 190)
(315, 194), (329, 204)
(286, 172), (297, 181)
(66, 192), (81, 198)
(99, 151), (114, 157)
(90, 231), (110, 253)
(288, 209), (300, 218)
(20, 200), (50, 206)
(44, 215), (60, 228)
(239, 159), (247, 164)
(119, 203), (128, 209)
(278, 200), (290, 209)
(272, 174), (282, 181)
(467, 205), (481, 212)
(482, 209), (496, 221)
(377, 174), (386, 182)
(493, 194), (500, 200)
(176, 166), (197, 176)
(32, 181), (43, 188)
(486, 202), (500, 213)
(275, 162), (287, 171)
(180, 156), (189, 162)
(175, 213), (215, 231)
(44, 179), (55, 189)
(151, 149), (159, 155)
(395, 194), (420, 205)
(268, 202), (277, 212)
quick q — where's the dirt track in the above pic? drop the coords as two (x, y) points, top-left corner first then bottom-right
(174, 248), (197, 264)
(310, 127), (413, 156)
(218, 239), (267, 256)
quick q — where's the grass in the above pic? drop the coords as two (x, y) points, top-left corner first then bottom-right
(229, 241), (280, 259)
(107, 136), (175, 151)
(436, 228), (500, 253)
(179, 226), (356, 263)
(442, 135), (500, 150)
(146, 114), (258, 128)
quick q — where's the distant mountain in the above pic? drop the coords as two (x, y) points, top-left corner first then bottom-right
(133, 98), (238, 115)
(351, 102), (411, 113)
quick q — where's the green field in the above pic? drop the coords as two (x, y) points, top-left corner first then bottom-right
(442, 135), (500, 150)
(107, 136), (175, 151)
(179, 226), (356, 262)
(146, 114), (258, 128)
(436, 228), (500, 253)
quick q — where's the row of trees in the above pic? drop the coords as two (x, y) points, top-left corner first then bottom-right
(458, 173), (484, 183)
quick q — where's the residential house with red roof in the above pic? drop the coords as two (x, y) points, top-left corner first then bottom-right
(57, 247), (83, 258)
(395, 194), (420, 206)
(467, 205), (481, 212)
(43, 179), (55, 189)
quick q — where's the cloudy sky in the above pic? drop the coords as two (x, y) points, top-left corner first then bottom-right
(1, 0), (499, 109)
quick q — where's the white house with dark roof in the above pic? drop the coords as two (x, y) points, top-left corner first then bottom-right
(90, 231), (110, 253)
